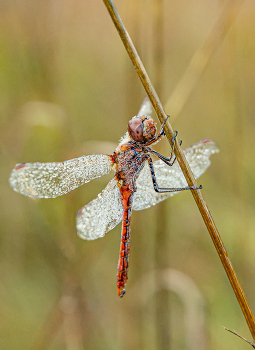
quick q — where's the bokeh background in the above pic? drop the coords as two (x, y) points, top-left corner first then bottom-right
(1, 0), (255, 349)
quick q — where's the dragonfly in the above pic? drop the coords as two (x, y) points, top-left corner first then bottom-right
(9, 98), (219, 297)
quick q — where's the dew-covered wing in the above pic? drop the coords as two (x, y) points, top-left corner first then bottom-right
(133, 140), (219, 211)
(9, 154), (113, 198)
(137, 97), (152, 117)
(76, 178), (123, 240)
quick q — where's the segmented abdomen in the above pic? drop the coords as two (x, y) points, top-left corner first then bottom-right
(117, 189), (133, 298)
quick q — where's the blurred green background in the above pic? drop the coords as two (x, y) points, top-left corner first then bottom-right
(1, 0), (255, 349)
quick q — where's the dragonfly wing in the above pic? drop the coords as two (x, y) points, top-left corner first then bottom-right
(137, 97), (152, 117)
(9, 154), (113, 198)
(133, 140), (219, 211)
(76, 178), (123, 240)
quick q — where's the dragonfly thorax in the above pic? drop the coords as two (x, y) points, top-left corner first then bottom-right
(128, 116), (156, 144)
(113, 142), (146, 191)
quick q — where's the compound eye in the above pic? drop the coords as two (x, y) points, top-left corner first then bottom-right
(128, 117), (144, 142)
(142, 118), (156, 142)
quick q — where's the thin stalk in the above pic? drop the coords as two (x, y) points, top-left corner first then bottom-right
(103, 0), (255, 341)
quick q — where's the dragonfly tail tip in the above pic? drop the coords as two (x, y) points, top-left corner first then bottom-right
(120, 289), (126, 298)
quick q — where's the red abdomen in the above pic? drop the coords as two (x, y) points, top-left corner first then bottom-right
(117, 188), (133, 297)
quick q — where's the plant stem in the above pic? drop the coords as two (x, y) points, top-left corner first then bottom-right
(103, 0), (255, 341)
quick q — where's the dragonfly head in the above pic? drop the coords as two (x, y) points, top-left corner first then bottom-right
(128, 116), (156, 144)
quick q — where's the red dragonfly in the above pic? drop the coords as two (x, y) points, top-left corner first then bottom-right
(9, 99), (219, 297)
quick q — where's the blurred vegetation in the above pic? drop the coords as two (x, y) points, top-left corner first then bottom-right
(1, 0), (255, 349)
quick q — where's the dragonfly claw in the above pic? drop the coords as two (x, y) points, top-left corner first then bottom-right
(120, 289), (126, 298)
(191, 184), (203, 190)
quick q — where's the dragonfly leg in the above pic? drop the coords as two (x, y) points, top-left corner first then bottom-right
(146, 155), (202, 193)
(147, 131), (182, 166)
(171, 129), (178, 146)
(157, 115), (170, 138)
(143, 116), (172, 146)
(157, 119), (179, 149)
(149, 148), (176, 166)
(143, 116), (180, 148)
(172, 131), (182, 148)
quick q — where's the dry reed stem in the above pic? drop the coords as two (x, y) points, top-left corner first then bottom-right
(103, 0), (255, 341)
(224, 328), (255, 348)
